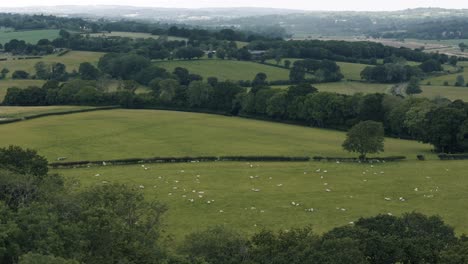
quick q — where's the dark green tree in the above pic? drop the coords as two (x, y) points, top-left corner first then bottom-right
(342, 121), (385, 159)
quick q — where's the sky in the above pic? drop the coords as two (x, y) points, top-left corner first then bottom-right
(1, 0), (468, 11)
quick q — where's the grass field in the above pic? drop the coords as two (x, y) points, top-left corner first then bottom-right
(0, 51), (105, 79)
(266, 58), (370, 81)
(314, 81), (392, 95)
(0, 29), (60, 44)
(87, 31), (187, 41)
(424, 73), (468, 87)
(0, 108), (462, 240)
(0, 79), (46, 100)
(0, 109), (431, 162)
(418, 85), (468, 101)
(57, 159), (468, 240)
(270, 81), (391, 95)
(155, 60), (293, 81)
(0, 106), (97, 119)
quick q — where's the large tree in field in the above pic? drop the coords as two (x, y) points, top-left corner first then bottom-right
(342, 121), (385, 159)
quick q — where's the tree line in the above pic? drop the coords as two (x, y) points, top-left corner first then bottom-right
(3, 53), (468, 153)
(1, 145), (468, 264)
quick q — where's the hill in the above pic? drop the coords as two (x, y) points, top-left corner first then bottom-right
(0, 109), (430, 162)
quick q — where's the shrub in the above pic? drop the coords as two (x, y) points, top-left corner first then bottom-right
(12, 70), (30, 79)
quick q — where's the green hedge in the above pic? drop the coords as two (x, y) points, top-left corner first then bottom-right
(438, 153), (468, 160)
(312, 156), (406, 162)
(57, 49), (71, 57)
(0, 106), (119, 125)
(49, 156), (310, 168)
(219, 156), (309, 162)
(50, 156), (217, 168)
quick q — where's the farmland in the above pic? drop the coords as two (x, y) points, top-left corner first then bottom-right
(57, 159), (468, 239)
(155, 59), (293, 81)
(315, 81), (391, 95)
(266, 58), (371, 81)
(0, 29), (61, 44)
(0, 109), (431, 162)
(418, 85), (468, 101)
(0, 79), (45, 100)
(0, 108), (461, 240)
(87, 31), (187, 41)
(0, 51), (105, 78)
(0, 105), (98, 119)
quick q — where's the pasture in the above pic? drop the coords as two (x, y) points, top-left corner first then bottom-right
(315, 81), (392, 95)
(0, 108), (463, 241)
(0, 29), (60, 44)
(0, 109), (431, 162)
(0, 80), (45, 100)
(57, 159), (468, 240)
(155, 60), (292, 81)
(0, 106), (97, 119)
(266, 58), (370, 81)
(424, 72), (468, 87)
(418, 85), (468, 102)
(87, 31), (187, 41)
(0, 51), (105, 78)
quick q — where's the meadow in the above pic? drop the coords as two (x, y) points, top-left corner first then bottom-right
(0, 109), (431, 162)
(155, 59), (293, 81)
(0, 51), (105, 78)
(418, 85), (468, 101)
(0, 79), (45, 100)
(315, 81), (392, 95)
(0, 106), (98, 119)
(0, 108), (464, 241)
(87, 31), (187, 41)
(57, 158), (468, 240)
(0, 29), (61, 44)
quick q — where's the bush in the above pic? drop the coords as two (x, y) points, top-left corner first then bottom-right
(12, 70), (30, 79)
(417, 154), (426, 161)
(438, 153), (468, 160)
(219, 156), (310, 162)
(312, 156), (406, 162)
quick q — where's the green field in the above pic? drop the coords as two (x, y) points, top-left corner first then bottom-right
(87, 31), (187, 41)
(315, 81), (392, 95)
(0, 79), (45, 100)
(266, 58), (370, 81)
(57, 160), (468, 239)
(418, 85), (468, 101)
(0, 106), (97, 119)
(155, 60), (293, 81)
(423, 67), (468, 87)
(1, 109), (465, 240)
(0, 29), (61, 45)
(0, 109), (431, 162)
(0, 51), (105, 79)
(273, 81), (391, 95)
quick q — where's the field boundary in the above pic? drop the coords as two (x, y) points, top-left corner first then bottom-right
(49, 155), (408, 169)
(0, 106), (120, 125)
(49, 156), (311, 169)
(438, 153), (468, 160)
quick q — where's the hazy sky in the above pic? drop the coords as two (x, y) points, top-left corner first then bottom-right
(1, 0), (468, 11)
